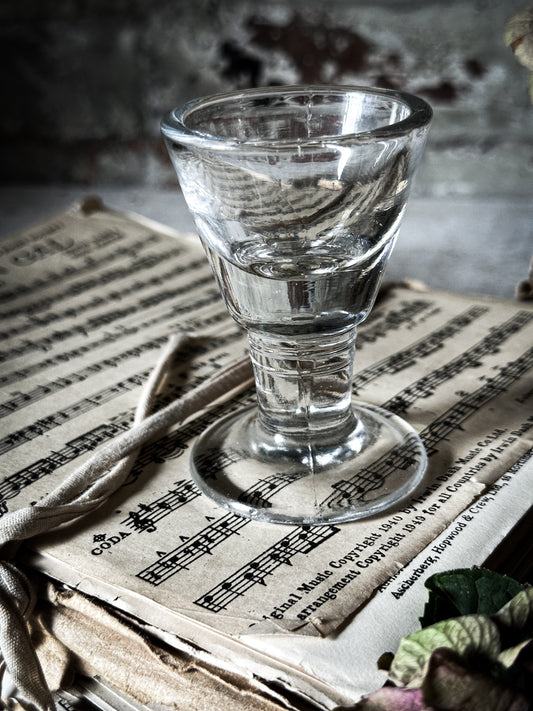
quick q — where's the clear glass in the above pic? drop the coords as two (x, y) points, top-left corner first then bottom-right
(161, 85), (432, 525)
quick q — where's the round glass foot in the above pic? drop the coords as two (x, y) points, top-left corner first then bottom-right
(191, 400), (427, 525)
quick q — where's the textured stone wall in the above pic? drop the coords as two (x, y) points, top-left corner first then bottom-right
(1, 0), (531, 196)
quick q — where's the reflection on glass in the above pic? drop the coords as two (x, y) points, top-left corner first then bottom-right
(162, 85), (432, 525)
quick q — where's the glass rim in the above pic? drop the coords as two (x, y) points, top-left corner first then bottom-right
(160, 84), (432, 151)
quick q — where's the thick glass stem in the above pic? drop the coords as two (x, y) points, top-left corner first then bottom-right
(247, 325), (359, 444)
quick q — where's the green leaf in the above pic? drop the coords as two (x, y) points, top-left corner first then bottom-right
(420, 569), (525, 628)
(389, 615), (501, 688)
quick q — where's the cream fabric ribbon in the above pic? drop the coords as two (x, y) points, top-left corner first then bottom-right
(0, 333), (253, 711)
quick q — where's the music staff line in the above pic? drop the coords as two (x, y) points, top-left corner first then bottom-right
(121, 480), (201, 533)
(0, 232), (163, 304)
(121, 366), (252, 481)
(0, 416), (133, 504)
(0, 335), (169, 419)
(0, 289), (224, 389)
(0, 370), (151, 457)
(421, 345), (533, 456)
(194, 526), (341, 613)
(0, 273), (214, 364)
(357, 299), (431, 346)
(323, 342), (533, 509)
(2, 245), (193, 325)
(125, 391), (254, 487)
(1, 254), (206, 338)
(136, 472), (315, 586)
(183, 337), (533, 613)
(0, 335), (242, 457)
(352, 305), (488, 393)
(384, 310), (533, 413)
(138, 513), (251, 584)
(0, 296), (231, 418)
(0, 338), (250, 507)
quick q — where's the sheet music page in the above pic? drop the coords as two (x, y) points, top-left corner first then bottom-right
(1, 199), (532, 665)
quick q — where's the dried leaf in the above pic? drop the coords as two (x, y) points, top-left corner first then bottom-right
(504, 6), (533, 101)
(504, 6), (533, 68)
(389, 615), (501, 688)
(355, 686), (432, 710)
(422, 648), (531, 711)
(498, 638), (533, 669)
(494, 588), (533, 639)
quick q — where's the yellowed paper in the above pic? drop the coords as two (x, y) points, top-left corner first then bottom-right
(1, 200), (532, 705)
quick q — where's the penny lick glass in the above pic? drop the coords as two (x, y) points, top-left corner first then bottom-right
(161, 86), (432, 525)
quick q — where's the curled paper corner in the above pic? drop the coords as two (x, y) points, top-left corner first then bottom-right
(241, 609), (367, 639)
(305, 615), (339, 637)
(242, 617), (323, 637)
(516, 256), (533, 301)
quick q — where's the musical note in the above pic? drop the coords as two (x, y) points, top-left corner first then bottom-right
(0, 416), (132, 503)
(121, 480), (201, 533)
(137, 473), (304, 585)
(137, 512), (250, 585)
(194, 525), (340, 612)
(358, 299), (432, 346)
(322, 343), (533, 510)
(384, 311), (532, 415)
(0, 370), (153, 455)
(354, 306), (489, 395)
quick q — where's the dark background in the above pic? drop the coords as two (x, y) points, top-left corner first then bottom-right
(1, 0), (531, 197)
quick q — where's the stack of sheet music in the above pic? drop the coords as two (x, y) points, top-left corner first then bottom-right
(1, 198), (531, 710)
